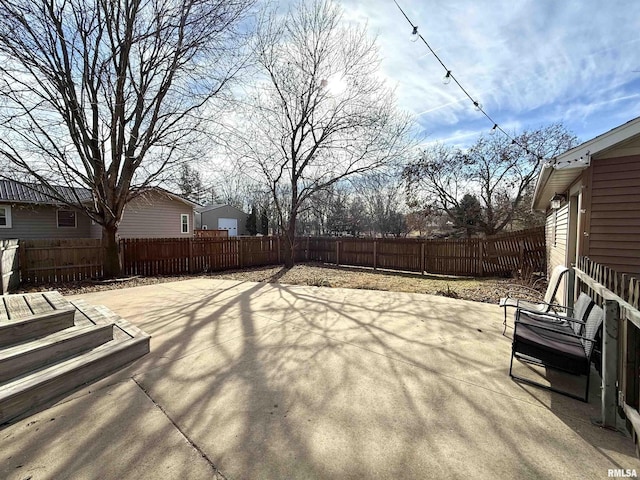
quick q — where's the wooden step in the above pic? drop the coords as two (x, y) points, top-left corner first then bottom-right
(0, 308), (76, 347)
(0, 324), (114, 383)
(0, 334), (150, 425)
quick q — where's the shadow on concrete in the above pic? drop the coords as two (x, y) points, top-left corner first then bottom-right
(2, 279), (639, 479)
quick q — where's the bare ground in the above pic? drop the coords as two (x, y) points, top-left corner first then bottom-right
(17, 262), (546, 305)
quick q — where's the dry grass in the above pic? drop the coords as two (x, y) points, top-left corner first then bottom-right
(19, 262), (546, 305)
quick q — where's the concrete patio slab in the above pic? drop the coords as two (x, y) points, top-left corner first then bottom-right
(2, 277), (639, 479)
(0, 379), (217, 480)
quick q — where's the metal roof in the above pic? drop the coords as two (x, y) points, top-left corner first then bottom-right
(0, 180), (92, 205)
(0, 179), (197, 210)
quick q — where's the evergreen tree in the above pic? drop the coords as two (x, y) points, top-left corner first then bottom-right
(260, 208), (269, 235)
(453, 194), (483, 238)
(246, 205), (258, 235)
(177, 164), (204, 203)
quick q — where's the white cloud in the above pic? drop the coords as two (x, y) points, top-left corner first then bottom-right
(339, 0), (640, 144)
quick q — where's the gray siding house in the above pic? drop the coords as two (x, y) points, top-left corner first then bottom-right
(0, 180), (196, 240)
(196, 204), (249, 237)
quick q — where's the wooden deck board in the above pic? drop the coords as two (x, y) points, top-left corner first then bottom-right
(42, 292), (72, 311)
(24, 294), (55, 315)
(4, 296), (33, 320)
(0, 298), (9, 323)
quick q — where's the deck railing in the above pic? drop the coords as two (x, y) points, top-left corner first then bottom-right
(574, 256), (640, 438)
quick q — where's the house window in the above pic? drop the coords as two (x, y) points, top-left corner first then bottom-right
(57, 209), (77, 228)
(0, 205), (12, 228)
(181, 214), (189, 234)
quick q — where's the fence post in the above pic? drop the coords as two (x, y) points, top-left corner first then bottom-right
(306, 236), (310, 261)
(478, 240), (484, 277)
(420, 242), (425, 275)
(277, 236), (281, 264)
(19, 240), (27, 285)
(518, 239), (525, 274)
(373, 241), (377, 270)
(336, 240), (340, 266)
(188, 238), (194, 273)
(601, 299), (620, 429)
(238, 237), (243, 268)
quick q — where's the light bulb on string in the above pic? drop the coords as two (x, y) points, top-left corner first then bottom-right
(473, 101), (482, 111)
(442, 70), (452, 85)
(489, 124), (498, 135)
(410, 26), (419, 42)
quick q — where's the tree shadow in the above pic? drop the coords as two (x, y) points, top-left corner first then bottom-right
(1, 279), (638, 479)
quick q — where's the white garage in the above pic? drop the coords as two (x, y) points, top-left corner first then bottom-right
(195, 204), (249, 236)
(217, 217), (238, 236)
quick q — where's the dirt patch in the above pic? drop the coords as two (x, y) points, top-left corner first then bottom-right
(16, 262), (546, 305)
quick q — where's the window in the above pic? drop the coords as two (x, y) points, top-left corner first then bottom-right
(57, 209), (77, 228)
(0, 205), (11, 228)
(181, 214), (189, 234)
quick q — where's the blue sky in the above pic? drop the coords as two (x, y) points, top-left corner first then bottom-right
(337, 0), (640, 147)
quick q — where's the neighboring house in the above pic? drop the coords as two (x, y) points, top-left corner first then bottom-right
(0, 181), (94, 239)
(196, 204), (249, 237)
(532, 116), (640, 303)
(111, 188), (197, 239)
(0, 180), (197, 240)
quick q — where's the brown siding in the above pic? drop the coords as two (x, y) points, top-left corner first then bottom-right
(586, 154), (640, 275)
(0, 204), (92, 240)
(117, 191), (194, 239)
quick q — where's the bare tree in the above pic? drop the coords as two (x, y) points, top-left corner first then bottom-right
(355, 172), (408, 237)
(404, 123), (577, 236)
(234, 0), (414, 266)
(0, 0), (254, 277)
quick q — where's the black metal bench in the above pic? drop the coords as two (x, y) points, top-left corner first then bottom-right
(509, 293), (604, 402)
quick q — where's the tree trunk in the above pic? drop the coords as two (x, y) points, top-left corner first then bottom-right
(283, 215), (297, 268)
(102, 225), (121, 279)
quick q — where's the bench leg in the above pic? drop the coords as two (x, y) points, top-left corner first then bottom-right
(510, 354), (589, 402)
(503, 307), (508, 335)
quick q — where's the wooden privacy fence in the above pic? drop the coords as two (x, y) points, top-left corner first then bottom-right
(301, 226), (545, 277)
(13, 227), (543, 286)
(20, 238), (103, 284)
(0, 239), (19, 294)
(120, 236), (279, 276)
(194, 229), (228, 238)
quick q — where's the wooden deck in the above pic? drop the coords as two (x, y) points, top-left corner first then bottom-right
(1, 291), (72, 323)
(0, 291), (150, 425)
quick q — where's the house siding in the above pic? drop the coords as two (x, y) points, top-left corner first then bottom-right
(585, 153), (640, 275)
(0, 204), (92, 239)
(199, 205), (249, 235)
(546, 202), (569, 302)
(117, 191), (194, 238)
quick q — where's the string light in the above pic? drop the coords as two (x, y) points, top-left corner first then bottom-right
(393, 0), (547, 163)
(410, 25), (419, 42)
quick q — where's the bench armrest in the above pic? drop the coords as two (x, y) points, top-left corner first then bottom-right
(516, 308), (586, 325)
